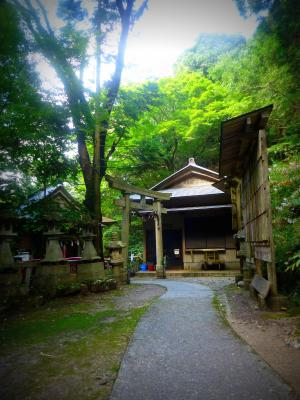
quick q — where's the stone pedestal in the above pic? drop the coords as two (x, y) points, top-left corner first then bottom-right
(105, 233), (126, 283)
(81, 225), (100, 261)
(0, 221), (17, 268)
(156, 266), (166, 279)
(42, 223), (64, 263)
(34, 264), (72, 296)
(77, 261), (105, 281)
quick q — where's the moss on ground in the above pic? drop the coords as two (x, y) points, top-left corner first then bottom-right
(211, 293), (229, 326)
(0, 285), (158, 400)
(260, 311), (288, 320)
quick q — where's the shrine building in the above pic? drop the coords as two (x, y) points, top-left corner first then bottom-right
(141, 158), (239, 271)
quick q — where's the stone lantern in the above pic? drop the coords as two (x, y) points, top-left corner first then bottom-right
(105, 232), (126, 283)
(0, 219), (17, 268)
(42, 221), (65, 263)
(81, 223), (100, 261)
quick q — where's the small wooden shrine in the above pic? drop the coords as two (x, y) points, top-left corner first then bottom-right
(18, 185), (115, 259)
(219, 105), (284, 308)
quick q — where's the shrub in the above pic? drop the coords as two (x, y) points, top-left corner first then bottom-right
(55, 282), (81, 297)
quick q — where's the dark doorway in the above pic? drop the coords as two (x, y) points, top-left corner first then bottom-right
(146, 229), (183, 269)
(146, 230), (156, 265)
(163, 229), (183, 269)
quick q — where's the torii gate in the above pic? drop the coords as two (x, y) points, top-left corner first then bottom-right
(106, 176), (171, 280)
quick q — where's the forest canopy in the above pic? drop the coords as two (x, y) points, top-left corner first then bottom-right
(0, 0), (299, 274)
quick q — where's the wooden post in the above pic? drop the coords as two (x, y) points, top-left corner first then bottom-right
(181, 216), (187, 270)
(154, 201), (165, 278)
(259, 129), (278, 295)
(143, 223), (147, 263)
(255, 258), (263, 276)
(121, 193), (130, 283)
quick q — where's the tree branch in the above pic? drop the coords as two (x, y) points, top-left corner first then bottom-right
(115, 0), (125, 17)
(14, 0), (94, 187)
(23, 0), (47, 34)
(35, 0), (53, 34)
(105, 132), (125, 162)
(98, 0), (135, 178)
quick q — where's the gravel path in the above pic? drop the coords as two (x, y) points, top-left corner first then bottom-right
(111, 279), (294, 400)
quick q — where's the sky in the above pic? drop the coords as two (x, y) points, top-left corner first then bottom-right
(123, 0), (258, 83)
(39, 0), (259, 89)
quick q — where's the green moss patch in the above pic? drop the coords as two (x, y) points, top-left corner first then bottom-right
(0, 285), (160, 400)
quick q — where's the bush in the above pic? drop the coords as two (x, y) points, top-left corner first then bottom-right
(90, 278), (117, 293)
(55, 282), (81, 297)
(270, 153), (300, 271)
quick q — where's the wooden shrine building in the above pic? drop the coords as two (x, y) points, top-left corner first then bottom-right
(219, 105), (279, 300)
(140, 158), (240, 271)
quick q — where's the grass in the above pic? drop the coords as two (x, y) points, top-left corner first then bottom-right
(0, 308), (119, 347)
(0, 285), (158, 400)
(211, 293), (229, 326)
(260, 311), (288, 320)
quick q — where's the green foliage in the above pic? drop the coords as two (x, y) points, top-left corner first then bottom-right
(55, 282), (82, 296)
(176, 33), (246, 75)
(234, 0), (273, 16)
(108, 71), (250, 188)
(81, 277), (117, 291)
(269, 154), (300, 270)
(285, 252), (300, 272)
(19, 192), (89, 233)
(0, 1), (77, 214)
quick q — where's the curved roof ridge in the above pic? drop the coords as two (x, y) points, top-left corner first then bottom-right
(151, 158), (219, 190)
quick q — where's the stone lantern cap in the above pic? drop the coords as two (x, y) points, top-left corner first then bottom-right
(106, 232), (125, 249)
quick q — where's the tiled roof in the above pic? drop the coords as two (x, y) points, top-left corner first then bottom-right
(159, 185), (223, 197)
(28, 186), (59, 202)
(130, 185), (223, 201)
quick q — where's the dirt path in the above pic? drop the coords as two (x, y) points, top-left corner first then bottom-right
(224, 285), (300, 398)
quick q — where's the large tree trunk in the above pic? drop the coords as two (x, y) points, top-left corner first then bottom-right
(14, 0), (142, 259)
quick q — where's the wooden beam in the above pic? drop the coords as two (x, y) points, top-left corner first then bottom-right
(114, 198), (168, 214)
(245, 117), (252, 134)
(154, 200), (165, 278)
(140, 195), (146, 207)
(106, 175), (171, 201)
(259, 129), (278, 295)
(115, 198), (154, 212)
(258, 111), (271, 129)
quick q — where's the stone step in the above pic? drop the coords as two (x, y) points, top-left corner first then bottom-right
(135, 270), (239, 278)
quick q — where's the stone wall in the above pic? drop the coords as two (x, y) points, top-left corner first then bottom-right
(183, 249), (240, 270)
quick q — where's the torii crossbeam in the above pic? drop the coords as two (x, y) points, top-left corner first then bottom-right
(106, 175), (171, 280)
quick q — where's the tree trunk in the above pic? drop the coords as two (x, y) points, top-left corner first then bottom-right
(14, 0), (140, 260)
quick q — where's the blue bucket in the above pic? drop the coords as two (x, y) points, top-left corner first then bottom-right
(140, 263), (148, 271)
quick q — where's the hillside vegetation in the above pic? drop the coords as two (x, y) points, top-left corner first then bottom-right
(1, 0), (299, 295)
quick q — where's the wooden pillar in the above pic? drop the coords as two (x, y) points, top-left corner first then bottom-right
(154, 200), (165, 278)
(121, 193), (130, 283)
(259, 129), (278, 295)
(255, 258), (263, 276)
(236, 182), (242, 231)
(182, 216), (187, 270)
(143, 223), (147, 263)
